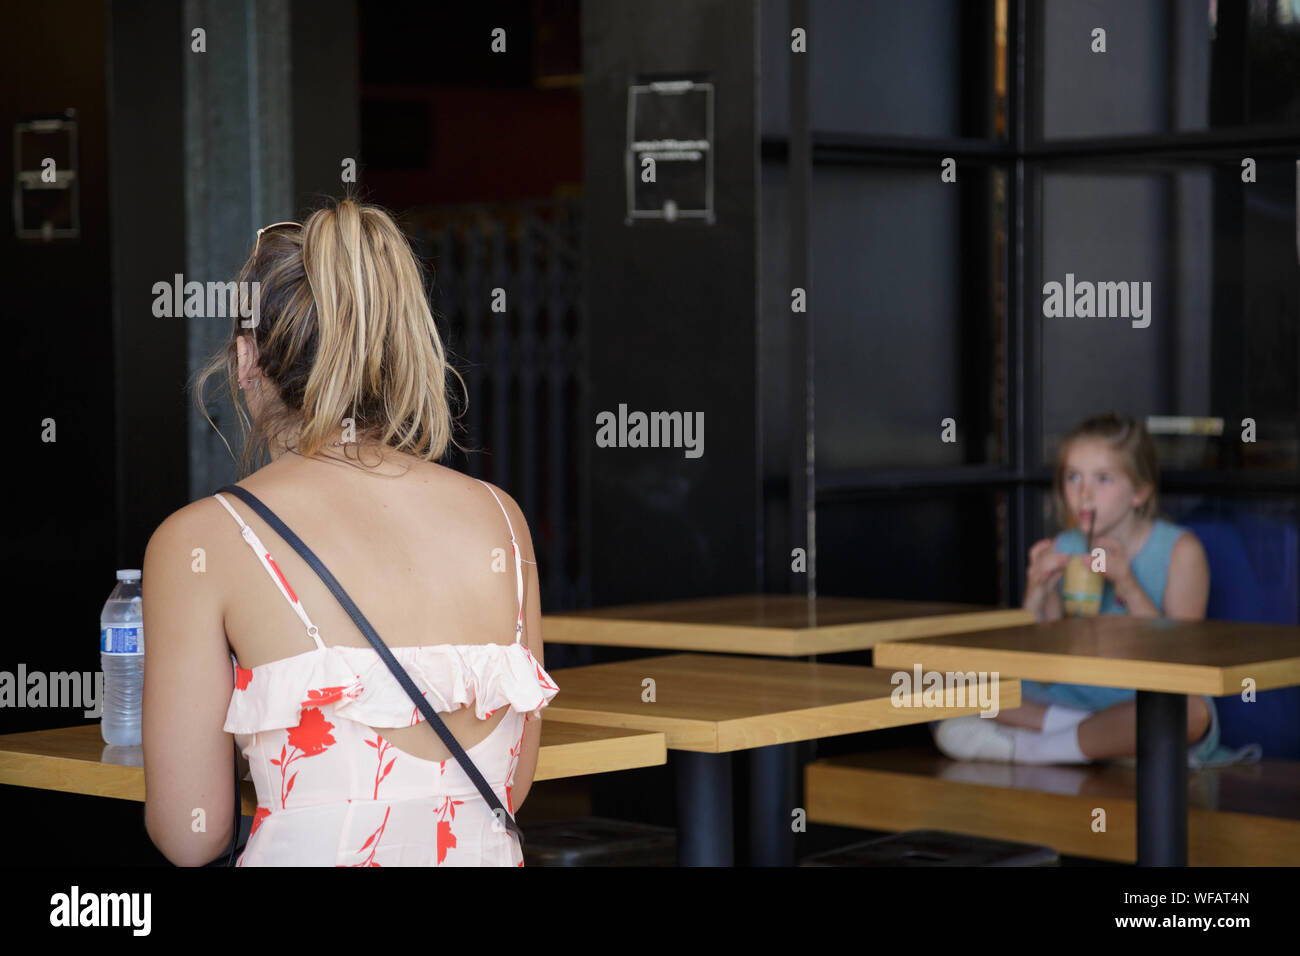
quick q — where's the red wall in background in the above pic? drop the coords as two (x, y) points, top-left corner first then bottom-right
(361, 85), (582, 208)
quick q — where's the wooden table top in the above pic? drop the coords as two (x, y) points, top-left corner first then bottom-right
(0, 721), (667, 816)
(542, 653), (1020, 752)
(873, 616), (1300, 696)
(543, 593), (1033, 655)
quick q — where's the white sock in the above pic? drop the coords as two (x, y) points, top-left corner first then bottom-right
(932, 715), (1015, 762)
(1011, 725), (1089, 764)
(1040, 704), (1091, 735)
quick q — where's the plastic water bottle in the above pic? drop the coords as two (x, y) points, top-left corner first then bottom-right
(100, 569), (144, 746)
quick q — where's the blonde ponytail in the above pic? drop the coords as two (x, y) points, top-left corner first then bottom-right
(192, 197), (467, 476)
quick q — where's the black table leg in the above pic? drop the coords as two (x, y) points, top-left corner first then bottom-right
(1136, 690), (1188, 866)
(674, 750), (733, 866)
(750, 742), (797, 866)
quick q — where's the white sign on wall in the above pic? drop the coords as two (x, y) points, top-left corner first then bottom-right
(626, 77), (714, 225)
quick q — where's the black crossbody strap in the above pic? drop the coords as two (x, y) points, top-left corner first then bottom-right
(217, 484), (524, 851)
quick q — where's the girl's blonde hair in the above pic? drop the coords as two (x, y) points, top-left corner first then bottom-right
(192, 197), (467, 476)
(1052, 411), (1159, 528)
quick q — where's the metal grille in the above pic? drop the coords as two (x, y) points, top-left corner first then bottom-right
(407, 199), (590, 618)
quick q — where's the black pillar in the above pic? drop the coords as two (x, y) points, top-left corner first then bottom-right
(582, 0), (760, 607)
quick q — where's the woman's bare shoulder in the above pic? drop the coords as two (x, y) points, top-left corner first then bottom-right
(465, 478), (534, 554)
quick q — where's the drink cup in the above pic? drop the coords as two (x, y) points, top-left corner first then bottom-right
(1062, 554), (1104, 617)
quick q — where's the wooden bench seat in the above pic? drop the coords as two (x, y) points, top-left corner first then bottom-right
(804, 748), (1300, 865)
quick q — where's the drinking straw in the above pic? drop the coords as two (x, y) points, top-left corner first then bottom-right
(1085, 510), (1096, 553)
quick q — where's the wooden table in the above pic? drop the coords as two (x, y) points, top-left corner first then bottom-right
(873, 616), (1300, 866)
(544, 593), (1033, 656)
(0, 721), (668, 815)
(543, 652), (1019, 865)
(544, 593), (1031, 863)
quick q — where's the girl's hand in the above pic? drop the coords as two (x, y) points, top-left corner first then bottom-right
(1024, 538), (1069, 619)
(1027, 538), (1070, 590)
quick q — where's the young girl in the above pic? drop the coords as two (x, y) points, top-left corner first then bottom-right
(933, 412), (1228, 767)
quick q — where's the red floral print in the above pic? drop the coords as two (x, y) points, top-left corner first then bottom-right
(235, 666), (253, 691)
(505, 725), (524, 814)
(269, 744), (298, 808)
(250, 806), (271, 837)
(270, 707), (337, 808)
(435, 796), (463, 864)
(302, 683), (361, 708)
(350, 806), (391, 867)
(526, 649), (558, 693)
(408, 689), (431, 727)
(437, 820), (456, 863)
(287, 707), (336, 756)
(365, 733), (397, 799)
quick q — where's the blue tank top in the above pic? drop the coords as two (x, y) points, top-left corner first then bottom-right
(1020, 518), (1188, 713)
(1053, 517), (1185, 613)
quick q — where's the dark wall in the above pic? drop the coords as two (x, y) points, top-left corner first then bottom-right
(760, 0), (1007, 601)
(108, 0), (187, 570)
(2, 0), (362, 867)
(2, 0), (176, 866)
(582, 0), (761, 605)
(356, 0), (582, 209)
(109, 0), (361, 567)
(292, 0), (362, 211)
(4, 1), (117, 719)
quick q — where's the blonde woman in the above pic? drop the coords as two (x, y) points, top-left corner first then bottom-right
(142, 198), (557, 866)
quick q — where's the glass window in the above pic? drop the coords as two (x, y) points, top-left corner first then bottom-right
(813, 163), (1006, 471)
(760, 0), (1004, 140)
(818, 490), (1007, 602)
(1035, 0), (1300, 140)
(1035, 155), (1299, 472)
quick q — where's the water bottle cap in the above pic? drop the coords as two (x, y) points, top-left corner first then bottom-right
(116, 569), (142, 582)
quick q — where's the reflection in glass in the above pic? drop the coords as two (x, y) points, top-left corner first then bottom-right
(1037, 0), (1300, 139)
(1036, 157), (1298, 472)
(814, 165), (1006, 472)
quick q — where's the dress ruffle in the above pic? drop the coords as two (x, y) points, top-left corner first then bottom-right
(224, 642), (560, 734)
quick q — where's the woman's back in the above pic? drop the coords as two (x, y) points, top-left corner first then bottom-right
(141, 198), (565, 865)
(211, 449), (557, 865)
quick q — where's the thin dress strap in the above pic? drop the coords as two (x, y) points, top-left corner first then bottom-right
(212, 493), (327, 652)
(475, 479), (525, 643)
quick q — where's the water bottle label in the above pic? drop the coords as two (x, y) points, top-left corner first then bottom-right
(101, 625), (144, 654)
